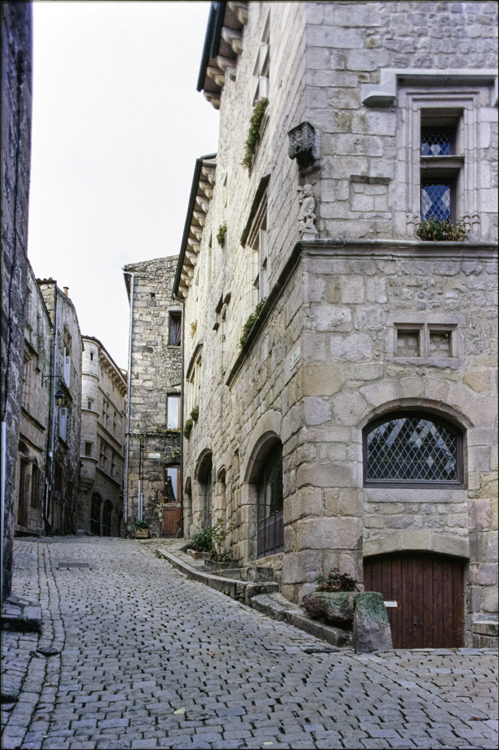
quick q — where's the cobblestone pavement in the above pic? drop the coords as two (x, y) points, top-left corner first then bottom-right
(1, 538), (497, 750)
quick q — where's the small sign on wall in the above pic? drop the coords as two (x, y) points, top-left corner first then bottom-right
(290, 346), (301, 369)
(148, 453), (161, 459)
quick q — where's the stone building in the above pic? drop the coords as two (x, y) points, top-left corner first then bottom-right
(37, 281), (82, 536)
(77, 337), (127, 536)
(1, 2), (33, 599)
(174, 1), (498, 648)
(12, 263), (52, 536)
(123, 256), (183, 538)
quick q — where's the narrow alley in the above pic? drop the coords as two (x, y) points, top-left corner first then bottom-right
(1, 537), (497, 750)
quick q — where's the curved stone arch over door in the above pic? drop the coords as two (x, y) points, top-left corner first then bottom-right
(363, 551), (465, 648)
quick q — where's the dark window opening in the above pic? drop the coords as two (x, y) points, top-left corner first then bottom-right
(169, 312), (182, 346)
(257, 442), (284, 558)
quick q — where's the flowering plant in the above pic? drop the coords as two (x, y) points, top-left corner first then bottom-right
(416, 218), (468, 242)
(316, 568), (359, 592)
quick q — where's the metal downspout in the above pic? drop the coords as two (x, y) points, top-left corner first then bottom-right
(45, 287), (58, 534)
(123, 271), (135, 536)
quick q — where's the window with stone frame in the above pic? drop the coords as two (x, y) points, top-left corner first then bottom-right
(165, 466), (181, 502)
(244, 186), (269, 312)
(420, 110), (462, 223)
(166, 394), (181, 430)
(252, 12), (270, 105)
(21, 352), (32, 409)
(364, 413), (464, 487)
(84, 442), (93, 457)
(397, 83), (491, 238)
(168, 311), (182, 346)
(30, 463), (41, 508)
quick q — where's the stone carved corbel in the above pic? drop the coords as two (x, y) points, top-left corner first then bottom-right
(288, 122), (320, 168)
(297, 184), (318, 240)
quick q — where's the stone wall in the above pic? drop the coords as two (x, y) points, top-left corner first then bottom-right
(1, 2), (32, 599)
(38, 282), (82, 536)
(77, 337), (127, 536)
(124, 256), (182, 537)
(177, 1), (497, 646)
(12, 263), (52, 536)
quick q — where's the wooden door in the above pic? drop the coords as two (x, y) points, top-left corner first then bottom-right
(363, 552), (464, 649)
(163, 506), (181, 537)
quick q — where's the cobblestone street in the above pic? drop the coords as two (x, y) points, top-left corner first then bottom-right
(1, 538), (497, 750)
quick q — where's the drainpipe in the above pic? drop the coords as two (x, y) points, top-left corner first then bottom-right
(172, 291), (185, 537)
(45, 286), (58, 535)
(123, 271), (135, 536)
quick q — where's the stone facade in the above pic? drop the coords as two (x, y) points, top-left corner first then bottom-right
(124, 257), (183, 538)
(1, 2), (32, 599)
(12, 263), (52, 537)
(77, 337), (127, 537)
(175, 2), (497, 647)
(37, 282), (82, 536)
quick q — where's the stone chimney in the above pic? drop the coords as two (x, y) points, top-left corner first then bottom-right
(63, 287), (69, 296)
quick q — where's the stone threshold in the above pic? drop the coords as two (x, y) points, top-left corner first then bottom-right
(153, 546), (351, 647)
(1, 595), (42, 633)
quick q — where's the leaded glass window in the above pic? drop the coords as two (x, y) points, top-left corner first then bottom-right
(421, 183), (451, 221)
(421, 133), (451, 157)
(365, 416), (462, 484)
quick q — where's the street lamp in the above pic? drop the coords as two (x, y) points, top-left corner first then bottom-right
(54, 390), (68, 408)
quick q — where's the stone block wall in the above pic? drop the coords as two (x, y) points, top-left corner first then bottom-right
(38, 282), (82, 536)
(124, 256), (182, 537)
(1, 2), (32, 598)
(177, 2), (497, 645)
(77, 337), (127, 536)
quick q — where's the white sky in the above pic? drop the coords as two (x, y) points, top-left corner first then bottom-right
(28, 1), (220, 370)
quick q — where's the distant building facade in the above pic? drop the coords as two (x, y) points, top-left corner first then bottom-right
(37, 281), (82, 536)
(77, 336), (127, 536)
(124, 256), (183, 538)
(174, 2), (498, 648)
(1, 2), (33, 598)
(13, 263), (52, 536)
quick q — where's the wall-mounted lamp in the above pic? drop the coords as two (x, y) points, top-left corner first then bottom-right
(54, 390), (68, 409)
(42, 375), (70, 409)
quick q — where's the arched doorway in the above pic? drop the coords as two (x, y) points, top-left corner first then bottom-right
(257, 441), (283, 558)
(90, 493), (102, 536)
(102, 500), (113, 536)
(364, 551), (465, 648)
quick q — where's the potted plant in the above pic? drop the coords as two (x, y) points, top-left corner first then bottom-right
(134, 520), (149, 539)
(302, 568), (360, 627)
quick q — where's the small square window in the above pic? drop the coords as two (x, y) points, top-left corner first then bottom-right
(396, 328), (421, 358)
(87, 399), (93, 410)
(85, 442), (92, 457)
(429, 329), (452, 358)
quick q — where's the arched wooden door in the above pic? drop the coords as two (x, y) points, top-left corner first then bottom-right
(363, 552), (465, 649)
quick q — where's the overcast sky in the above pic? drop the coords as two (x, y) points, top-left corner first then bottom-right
(28, 1), (220, 370)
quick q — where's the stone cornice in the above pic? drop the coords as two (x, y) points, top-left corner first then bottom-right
(226, 238), (497, 388)
(174, 156), (217, 300)
(197, 1), (249, 109)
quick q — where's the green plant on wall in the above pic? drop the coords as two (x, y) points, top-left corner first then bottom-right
(416, 218), (468, 242)
(183, 418), (193, 439)
(241, 98), (269, 169)
(216, 222), (227, 247)
(240, 298), (267, 348)
(190, 406), (199, 422)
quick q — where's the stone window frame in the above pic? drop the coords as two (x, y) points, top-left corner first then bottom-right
(363, 411), (465, 490)
(386, 313), (464, 368)
(168, 308), (182, 347)
(84, 441), (93, 457)
(166, 392), (181, 431)
(252, 9), (270, 105)
(398, 85), (488, 237)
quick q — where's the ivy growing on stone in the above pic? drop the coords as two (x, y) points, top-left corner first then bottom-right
(190, 406), (199, 422)
(216, 222), (227, 247)
(239, 298), (267, 348)
(183, 418), (193, 439)
(241, 98), (269, 170)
